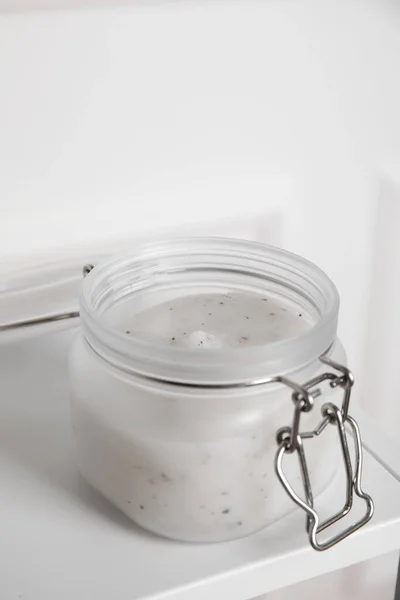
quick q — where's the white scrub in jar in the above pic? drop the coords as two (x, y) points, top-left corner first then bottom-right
(120, 291), (311, 349)
(71, 280), (339, 543)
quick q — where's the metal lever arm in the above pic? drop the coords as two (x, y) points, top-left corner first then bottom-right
(274, 356), (374, 551)
(0, 264), (94, 334)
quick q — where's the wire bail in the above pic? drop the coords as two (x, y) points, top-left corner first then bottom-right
(275, 354), (374, 551)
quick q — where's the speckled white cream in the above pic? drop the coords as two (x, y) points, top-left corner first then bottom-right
(120, 291), (311, 349)
(70, 290), (339, 542)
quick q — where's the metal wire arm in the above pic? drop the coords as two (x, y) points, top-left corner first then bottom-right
(275, 354), (374, 551)
(0, 264), (94, 333)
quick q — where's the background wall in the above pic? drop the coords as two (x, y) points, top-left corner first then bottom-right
(1, 1), (399, 596)
(2, 0), (400, 386)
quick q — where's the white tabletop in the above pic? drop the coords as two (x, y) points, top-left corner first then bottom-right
(1, 329), (400, 600)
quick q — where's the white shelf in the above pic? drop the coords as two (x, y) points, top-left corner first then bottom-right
(1, 329), (400, 600)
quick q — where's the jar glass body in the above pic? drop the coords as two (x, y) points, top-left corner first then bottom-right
(69, 238), (342, 542)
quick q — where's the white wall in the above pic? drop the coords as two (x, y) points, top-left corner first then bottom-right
(361, 168), (400, 441)
(2, 0), (400, 384)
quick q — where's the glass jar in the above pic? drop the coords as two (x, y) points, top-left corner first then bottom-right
(69, 238), (344, 543)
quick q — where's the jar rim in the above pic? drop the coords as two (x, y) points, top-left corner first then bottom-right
(79, 238), (339, 385)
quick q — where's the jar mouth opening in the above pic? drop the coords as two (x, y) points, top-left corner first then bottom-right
(79, 238), (339, 384)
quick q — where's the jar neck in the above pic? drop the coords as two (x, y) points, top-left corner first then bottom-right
(79, 238), (339, 385)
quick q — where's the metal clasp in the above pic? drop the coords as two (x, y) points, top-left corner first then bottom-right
(275, 353), (374, 551)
